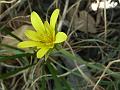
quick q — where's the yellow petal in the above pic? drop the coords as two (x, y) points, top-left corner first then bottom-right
(25, 30), (40, 41)
(17, 41), (44, 48)
(37, 47), (49, 58)
(50, 9), (59, 30)
(37, 43), (54, 49)
(44, 21), (55, 41)
(31, 11), (45, 34)
(44, 21), (51, 36)
(54, 32), (67, 43)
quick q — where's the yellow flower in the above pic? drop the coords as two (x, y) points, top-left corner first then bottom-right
(17, 9), (67, 58)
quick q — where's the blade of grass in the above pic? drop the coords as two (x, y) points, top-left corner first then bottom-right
(0, 43), (25, 52)
(38, 62), (46, 90)
(40, 77), (46, 90)
(60, 77), (72, 90)
(0, 63), (36, 80)
(0, 26), (22, 41)
(0, 53), (32, 61)
(59, 49), (120, 79)
(47, 62), (63, 90)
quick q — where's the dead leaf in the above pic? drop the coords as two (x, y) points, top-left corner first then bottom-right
(1, 25), (34, 64)
(68, 8), (97, 33)
(2, 25), (34, 47)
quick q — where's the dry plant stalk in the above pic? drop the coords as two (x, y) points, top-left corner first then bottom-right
(0, 0), (25, 21)
(93, 59), (120, 90)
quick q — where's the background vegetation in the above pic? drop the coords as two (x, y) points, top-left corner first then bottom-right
(0, 0), (120, 90)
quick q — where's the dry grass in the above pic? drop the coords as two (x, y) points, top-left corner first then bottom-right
(0, 0), (120, 90)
